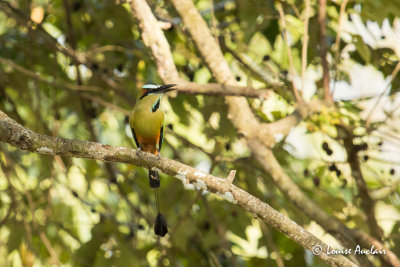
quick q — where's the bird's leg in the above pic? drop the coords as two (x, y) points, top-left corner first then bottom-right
(136, 147), (142, 156)
(156, 149), (162, 160)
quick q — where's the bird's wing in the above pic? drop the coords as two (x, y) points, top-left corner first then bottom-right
(131, 127), (140, 149)
(158, 125), (164, 152)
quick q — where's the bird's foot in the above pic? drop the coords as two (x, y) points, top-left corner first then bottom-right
(156, 149), (162, 160)
(136, 148), (142, 156)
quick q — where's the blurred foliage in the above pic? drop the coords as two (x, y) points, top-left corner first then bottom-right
(0, 0), (400, 266)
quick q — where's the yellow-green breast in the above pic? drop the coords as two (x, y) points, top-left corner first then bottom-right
(129, 94), (164, 146)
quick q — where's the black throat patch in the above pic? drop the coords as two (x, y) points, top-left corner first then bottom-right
(152, 97), (161, 112)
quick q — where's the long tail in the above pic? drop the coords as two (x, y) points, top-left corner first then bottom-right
(149, 170), (168, 236)
(149, 169), (160, 188)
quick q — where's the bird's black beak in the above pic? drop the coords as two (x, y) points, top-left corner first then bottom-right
(140, 84), (177, 100)
(156, 84), (177, 94)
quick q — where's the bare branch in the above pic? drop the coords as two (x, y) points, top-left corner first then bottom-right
(260, 221), (285, 267)
(331, 0), (349, 99)
(0, 109), (356, 267)
(177, 82), (273, 99)
(80, 93), (131, 116)
(337, 125), (383, 240)
(333, 0), (349, 60)
(220, 41), (283, 90)
(26, 190), (61, 267)
(277, 3), (304, 104)
(200, 193), (240, 267)
(301, 0), (311, 93)
(128, 0), (179, 83)
(226, 170), (236, 184)
(318, 0), (334, 105)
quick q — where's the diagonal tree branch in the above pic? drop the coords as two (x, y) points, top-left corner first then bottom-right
(277, 3), (304, 104)
(337, 125), (383, 240)
(218, 39), (284, 90)
(0, 109), (356, 267)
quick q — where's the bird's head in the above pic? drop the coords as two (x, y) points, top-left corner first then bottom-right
(140, 84), (177, 100)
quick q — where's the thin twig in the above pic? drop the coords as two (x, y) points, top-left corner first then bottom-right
(333, 0), (349, 60)
(220, 39), (283, 90)
(301, 0), (311, 93)
(209, 0), (220, 47)
(331, 0), (349, 98)
(337, 125), (383, 240)
(85, 45), (130, 57)
(318, 0), (334, 105)
(365, 61), (400, 127)
(260, 221), (285, 267)
(226, 170), (236, 184)
(0, 57), (101, 92)
(277, 3), (304, 104)
(81, 93), (131, 116)
(26, 190), (61, 267)
(200, 193), (240, 267)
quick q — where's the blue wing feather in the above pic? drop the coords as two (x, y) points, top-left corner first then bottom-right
(159, 125), (164, 151)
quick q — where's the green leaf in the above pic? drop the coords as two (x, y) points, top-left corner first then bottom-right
(353, 35), (371, 64)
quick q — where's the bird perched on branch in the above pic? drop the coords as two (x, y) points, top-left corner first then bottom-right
(129, 83), (176, 237)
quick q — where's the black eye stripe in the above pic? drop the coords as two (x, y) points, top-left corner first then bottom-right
(140, 91), (150, 100)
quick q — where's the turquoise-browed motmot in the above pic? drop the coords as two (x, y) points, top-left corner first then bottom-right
(129, 83), (176, 237)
